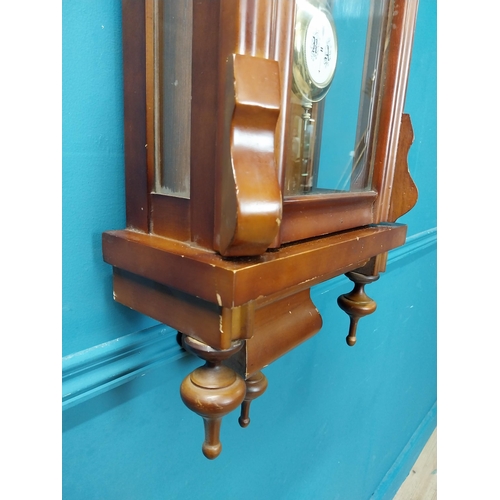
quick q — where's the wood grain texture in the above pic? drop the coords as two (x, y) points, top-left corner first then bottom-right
(280, 191), (376, 244)
(179, 335), (246, 459)
(372, 0), (419, 223)
(103, 222), (407, 309)
(112, 269), (234, 350)
(190, 0), (221, 248)
(122, 0), (149, 232)
(104, 0), (423, 462)
(215, 53), (282, 256)
(214, 0), (294, 255)
(388, 113), (418, 222)
(351, 112), (418, 276)
(246, 288), (322, 375)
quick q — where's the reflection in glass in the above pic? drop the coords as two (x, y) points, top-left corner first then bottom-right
(285, 0), (390, 196)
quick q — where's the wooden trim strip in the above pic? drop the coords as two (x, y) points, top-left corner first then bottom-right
(150, 194), (191, 241)
(122, 0), (150, 232)
(280, 191), (377, 243)
(189, 0), (221, 247)
(372, 0), (420, 222)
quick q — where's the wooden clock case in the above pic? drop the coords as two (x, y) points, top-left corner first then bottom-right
(102, 0), (419, 458)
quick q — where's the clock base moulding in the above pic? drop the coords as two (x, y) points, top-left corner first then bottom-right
(103, 222), (408, 458)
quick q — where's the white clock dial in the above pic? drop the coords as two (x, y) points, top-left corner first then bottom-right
(292, 0), (338, 103)
(305, 12), (336, 87)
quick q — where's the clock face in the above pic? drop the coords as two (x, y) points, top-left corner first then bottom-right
(292, 1), (338, 103)
(304, 11), (336, 87)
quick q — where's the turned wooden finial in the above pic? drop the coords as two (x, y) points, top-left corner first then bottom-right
(238, 371), (268, 428)
(337, 271), (379, 346)
(179, 335), (246, 459)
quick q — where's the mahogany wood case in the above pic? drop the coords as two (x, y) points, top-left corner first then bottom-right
(102, 0), (419, 459)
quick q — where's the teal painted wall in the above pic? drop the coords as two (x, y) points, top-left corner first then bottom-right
(62, 1), (436, 499)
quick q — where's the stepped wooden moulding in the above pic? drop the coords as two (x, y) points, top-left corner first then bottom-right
(102, 0), (419, 458)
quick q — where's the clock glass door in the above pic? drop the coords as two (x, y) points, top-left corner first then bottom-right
(149, 0), (193, 199)
(284, 0), (391, 196)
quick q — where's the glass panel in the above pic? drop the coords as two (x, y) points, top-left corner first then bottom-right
(285, 0), (390, 196)
(153, 0), (193, 198)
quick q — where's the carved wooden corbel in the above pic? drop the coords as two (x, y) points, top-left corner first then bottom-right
(337, 113), (418, 342)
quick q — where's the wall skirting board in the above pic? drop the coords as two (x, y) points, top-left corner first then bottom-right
(62, 227), (436, 411)
(62, 326), (186, 411)
(370, 401), (437, 500)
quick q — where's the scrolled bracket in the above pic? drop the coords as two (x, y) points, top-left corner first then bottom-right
(388, 113), (418, 222)
(179, 335), (246, 459)
(337, 271), (379, 346)
(215, 53), (282, 257)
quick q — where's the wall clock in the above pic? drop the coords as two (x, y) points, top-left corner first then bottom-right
(102, 0), (419, 459)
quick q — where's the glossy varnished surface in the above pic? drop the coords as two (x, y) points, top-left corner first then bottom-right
(215, 54), (282, 256)
(129, 0), (419, 253)
(281, 190), (377, 243)
(122, 0), (149, 232)
(389, 113), (418, 222)
(103, 222), (407, 309)
(108, 0), (420, 460)
(372, 0), (419, 223)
